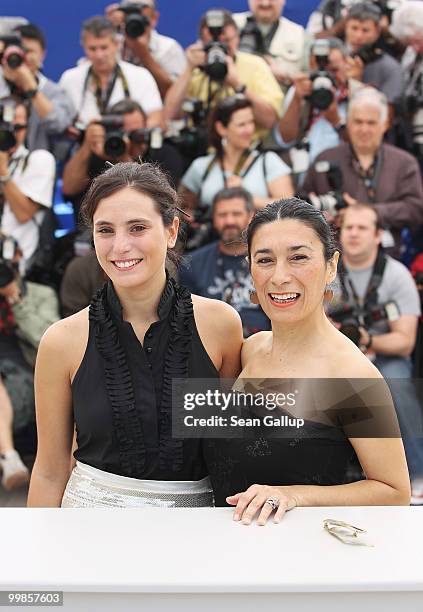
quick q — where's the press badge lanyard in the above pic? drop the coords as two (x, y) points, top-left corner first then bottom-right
(80, 64), (130, 116)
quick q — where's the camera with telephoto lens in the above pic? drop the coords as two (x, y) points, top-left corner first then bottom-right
(306, 161), (347, 214)
(0, 103), (17, 153)
(308, 39), (336, 111)
(202, 10), (228, 82)
(0, 234), (19, 289)
(166, 98), (208, 162)
(97, 115), (161, 158)
(330, 300), (400, 345)
(0, 33), (26, 69)
(118, 2), (150, 39)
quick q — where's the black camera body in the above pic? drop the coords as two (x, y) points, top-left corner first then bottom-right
(238, 16), (264, 55)
(97, 115), (158, 158)
(403, 68), (423, 158)
(0, 103), (17, 153)
(0, 34), (26, 69)
(308, 40), (335, 111)
(203, 10), (228, 82)
(330, 300), (400, 345)
(308, 161), (346, 214)
(118, 2), (151, 39)
(0, 234), (19, 289)
(167, 98), (209, 162)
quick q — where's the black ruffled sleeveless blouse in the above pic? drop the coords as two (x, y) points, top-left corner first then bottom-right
(72, 276), (219, 481)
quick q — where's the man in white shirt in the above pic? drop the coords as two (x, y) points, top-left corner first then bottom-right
(0, 102), (55, 272)
(59, 15), (163, 129)
(233, 0), (309, 85)
(105, 0), (187, 97)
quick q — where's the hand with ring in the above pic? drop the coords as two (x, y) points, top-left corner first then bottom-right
(226, 484), (298, 526)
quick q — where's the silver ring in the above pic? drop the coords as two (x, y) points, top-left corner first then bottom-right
(265, 496), (280, 510)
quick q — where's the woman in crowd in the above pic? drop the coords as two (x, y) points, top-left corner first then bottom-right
(179, 95), (294, 215)
(204, 198), (411, 524)
(27, 162), (243, 508)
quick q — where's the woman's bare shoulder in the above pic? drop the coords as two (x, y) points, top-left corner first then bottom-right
(192, 294), (242, 331)
(241, 331), (272, 362)
(38, 308), (90, 375)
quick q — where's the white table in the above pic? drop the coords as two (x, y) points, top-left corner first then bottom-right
(1, 506), (423, 611)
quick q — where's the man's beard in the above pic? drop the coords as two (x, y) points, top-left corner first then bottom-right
(220, 226), (244, 246)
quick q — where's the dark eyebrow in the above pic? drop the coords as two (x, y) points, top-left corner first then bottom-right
(253, 245), (313, 256)
(94, 218), (150, 227)
(289, 245), (313, 252)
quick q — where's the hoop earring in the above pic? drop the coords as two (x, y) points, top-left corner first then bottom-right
(250, 290), (259, 305)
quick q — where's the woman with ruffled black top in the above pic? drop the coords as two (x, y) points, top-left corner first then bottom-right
(27, 162), (243, 508)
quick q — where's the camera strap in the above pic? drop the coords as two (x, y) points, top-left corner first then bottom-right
(339, 247), (387, 310)
(81, 64), (130, 116)
(350, 145), (383, 203)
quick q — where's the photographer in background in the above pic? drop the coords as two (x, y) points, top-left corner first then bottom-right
(343, 2), (403, 105)
(179, 186), (270, 337)
(390, 1), (423, 169)
(0, 234), (59, 491)
(303, 87), (423, 255)
(164, 9), (283, 138)
(276, 38), (349, 176)
(232, 0), (309, 86)
(0, 23), (75, 153)
(105, 0), (187, 98)
(59, 16), (163, 131)
(62, 98), (184, 210)
(0, 102), (56, 274)
(307, 0), (407, 60)
(329, 204), (423, 503)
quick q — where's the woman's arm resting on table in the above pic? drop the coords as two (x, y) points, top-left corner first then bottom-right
(27, 320), (79, 507)
(227, 437), (411, 525)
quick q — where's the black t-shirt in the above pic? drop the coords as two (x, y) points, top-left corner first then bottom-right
(179, 241), (270, 337)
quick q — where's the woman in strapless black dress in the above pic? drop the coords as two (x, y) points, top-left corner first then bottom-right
(204, 198), (410, 523)
(28, 162), (243, 508)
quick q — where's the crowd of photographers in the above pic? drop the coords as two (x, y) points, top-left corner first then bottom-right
(1, 0), (423, 502)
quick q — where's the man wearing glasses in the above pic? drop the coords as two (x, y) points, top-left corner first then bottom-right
(0, 102), (55, 273)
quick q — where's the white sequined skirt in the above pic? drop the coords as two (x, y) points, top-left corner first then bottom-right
(61, 461), (214, 508)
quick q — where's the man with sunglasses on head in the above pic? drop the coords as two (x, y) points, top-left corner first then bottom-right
(0, 23), (75, 153)
(105, 0), (187, 98)
(0, 102), (55, 274)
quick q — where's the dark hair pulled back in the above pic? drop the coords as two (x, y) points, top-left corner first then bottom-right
(247, 197), (338, 263)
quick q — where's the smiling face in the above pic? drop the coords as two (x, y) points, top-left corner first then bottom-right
(216, 106), (255, 151)
(93, 186), (178, 289)
(250, 219), (337, 323)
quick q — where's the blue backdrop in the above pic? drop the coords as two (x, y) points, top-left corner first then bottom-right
(1, 1), (319, 81)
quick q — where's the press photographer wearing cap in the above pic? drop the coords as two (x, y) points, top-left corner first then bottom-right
(232, 0), (309, 86)
(0, 102), (56, 273)
(62, 98), (183, 209)
(328, 204), (423, 502)
(0, 23), (75, 152)
(105, 0), (187, 98)
(302, 88), (423, 255)
(59, 16), (163, 131)
(164, 9), (282, 135)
